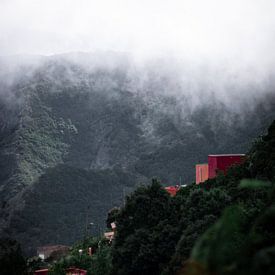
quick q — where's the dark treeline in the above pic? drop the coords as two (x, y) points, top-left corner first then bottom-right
(109, 119), (275, 275)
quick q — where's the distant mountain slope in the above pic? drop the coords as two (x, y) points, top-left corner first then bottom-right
(0, 54), (274, 254)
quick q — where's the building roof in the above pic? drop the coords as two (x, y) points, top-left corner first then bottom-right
(66, 267), (87, 271)
(208, 154), (245, 157)
(34, 269), (49, 273)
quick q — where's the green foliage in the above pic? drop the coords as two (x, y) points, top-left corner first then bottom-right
(89, 245), (112, 275)
(111, 182), (233, 275)
(111, 120), (275, 275)
(50, 236), (112, 275)
(163, 188), (231, 274)
(112, 179), (181, 275)
(191, 205), (248, 274)
(8, 164), (138, 255)
(187, 195), (275, 275)
(0, 238), (27, 275)
(239, 179), (272, 189)
(246, 121), (275, 181)
(182, 121), (275, 275)
(106, 207), (120, 229)
(26, 256), (45, 274)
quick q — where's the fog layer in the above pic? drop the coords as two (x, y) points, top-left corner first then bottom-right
(0, 1), (275, 112)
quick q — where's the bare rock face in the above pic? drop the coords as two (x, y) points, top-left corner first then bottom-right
(0, 54), (275, 254)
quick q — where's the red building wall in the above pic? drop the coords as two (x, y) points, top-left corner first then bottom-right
(165, 186), (180, 196)
(196, 164), (209, 184)
(208, 154), (245, 179)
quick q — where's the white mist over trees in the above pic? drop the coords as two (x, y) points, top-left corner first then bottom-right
(0, 52), (274, 116)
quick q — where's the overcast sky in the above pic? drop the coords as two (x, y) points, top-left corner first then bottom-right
(0, 0), (275, 63)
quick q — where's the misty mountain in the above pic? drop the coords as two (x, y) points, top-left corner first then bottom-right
(0, 53), (274, 254)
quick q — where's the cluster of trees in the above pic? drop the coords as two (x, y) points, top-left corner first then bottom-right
(0, 236), (112, 275)
(49, 237), (112, 275)
(109, 120), (275, 275)
(0, 238), (27, 275)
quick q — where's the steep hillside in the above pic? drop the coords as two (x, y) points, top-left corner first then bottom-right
(0, 54), (274, 254)
(107, 120), (275, 275)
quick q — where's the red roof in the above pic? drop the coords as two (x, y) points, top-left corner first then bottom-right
(34, 269), (49, 275)
(208, 154), (245, 157)
(66, 267), (87, 275)
(165, 186), (180, 196)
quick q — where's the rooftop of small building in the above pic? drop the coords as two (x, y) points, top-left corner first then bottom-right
(66, 267), (87, 271)
(208, 154), (245, 157)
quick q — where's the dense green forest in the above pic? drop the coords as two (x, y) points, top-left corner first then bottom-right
(2, 120), (274, 275)
(61, 120), (275, 275)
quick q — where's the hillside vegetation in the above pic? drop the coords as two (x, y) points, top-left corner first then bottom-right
(43, 120), (275, 275)
(0, 55), (275, 254)
(111, 120), (275, 275)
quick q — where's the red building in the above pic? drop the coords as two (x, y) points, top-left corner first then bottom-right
(208, 154), (245, 179)
(196, 164), (209, 184)
(34, 269), (49, 275)
(66, 267), (87, 275)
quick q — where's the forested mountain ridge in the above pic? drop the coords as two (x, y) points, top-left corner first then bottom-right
(107, 120), (275, 275)
(0, 53), (275, 254)
(47, 120), (275, 275)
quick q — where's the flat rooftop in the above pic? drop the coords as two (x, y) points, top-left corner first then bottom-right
(208, 154), (245, 157)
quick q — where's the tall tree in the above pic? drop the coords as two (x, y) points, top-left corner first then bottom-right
(112, 179), (181, 275)
(0, 238), (26, 275)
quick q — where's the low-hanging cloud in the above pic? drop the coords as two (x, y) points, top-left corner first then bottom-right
(0, 0), (275, 113)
